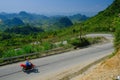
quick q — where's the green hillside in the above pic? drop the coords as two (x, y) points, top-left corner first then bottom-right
(82, 0), (120, 32)
(78, 0), (120, 50)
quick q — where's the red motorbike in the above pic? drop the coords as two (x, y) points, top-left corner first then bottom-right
(20, 63), (35, 72)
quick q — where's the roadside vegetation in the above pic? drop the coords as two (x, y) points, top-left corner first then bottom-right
(0, 23), (104, 58)
(114, 18), (120, 51)
(1, 36), (103, 58)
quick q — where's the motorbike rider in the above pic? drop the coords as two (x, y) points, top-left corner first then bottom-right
(25, 57), (32, 68)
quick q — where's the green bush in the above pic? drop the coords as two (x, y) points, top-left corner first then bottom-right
(114, 25), (120, 50)
(2, 50), (16, 58)
(114, 17), (120, 50)
(22, 45), (33, 54)
(16, 49), (25, 55)
(88, 37), (102, 44)
(70, 38), (90, 48)
(31, 45), (44, 52)
(41, 42), (54, 50)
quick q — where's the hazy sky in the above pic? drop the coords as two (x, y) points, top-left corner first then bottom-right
(0, 0), (113, 16)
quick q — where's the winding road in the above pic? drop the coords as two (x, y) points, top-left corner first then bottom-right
(0, 34), (114, 80)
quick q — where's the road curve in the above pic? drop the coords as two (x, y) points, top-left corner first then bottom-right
(0, 34), (114, 80)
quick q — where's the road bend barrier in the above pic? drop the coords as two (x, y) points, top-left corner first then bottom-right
(0, 47), (70, 66)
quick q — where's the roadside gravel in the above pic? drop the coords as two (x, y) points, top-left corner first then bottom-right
(71, 50), (120, 80)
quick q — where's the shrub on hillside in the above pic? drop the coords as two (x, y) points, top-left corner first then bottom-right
(70, 38), (90, 48)
(114, 17), (120, 50)
(114, 25), (120, 50)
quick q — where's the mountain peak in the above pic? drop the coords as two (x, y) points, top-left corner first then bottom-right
(19, 11), (30, 16)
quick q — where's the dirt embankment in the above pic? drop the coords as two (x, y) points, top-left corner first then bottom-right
(72, 50), (120, 80)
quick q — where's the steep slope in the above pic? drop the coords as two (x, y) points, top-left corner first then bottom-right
(72, 50), (120, 80)
(83, 0), (119, 32)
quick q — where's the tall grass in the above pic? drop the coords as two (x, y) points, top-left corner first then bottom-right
(2, 42), (55, 58)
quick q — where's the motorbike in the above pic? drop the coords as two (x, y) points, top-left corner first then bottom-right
(20, 63), (35, 72)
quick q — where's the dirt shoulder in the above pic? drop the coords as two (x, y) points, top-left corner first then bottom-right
(71, 50), (120, 80)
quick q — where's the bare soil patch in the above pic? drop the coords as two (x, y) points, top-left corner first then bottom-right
(72, 50), (120, 80)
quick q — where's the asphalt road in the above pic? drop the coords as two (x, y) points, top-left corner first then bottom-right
(0, 34), (114, 80)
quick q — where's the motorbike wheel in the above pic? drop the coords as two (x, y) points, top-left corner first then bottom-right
(22, 68), (26, 72)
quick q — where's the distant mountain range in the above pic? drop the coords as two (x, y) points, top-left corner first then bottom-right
(0, 11), (89, 31)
